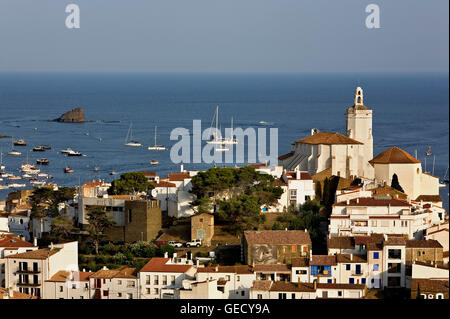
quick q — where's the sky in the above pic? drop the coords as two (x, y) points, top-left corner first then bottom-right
(0, 0), (448, 73)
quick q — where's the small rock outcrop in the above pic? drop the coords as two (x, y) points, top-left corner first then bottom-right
(54, 107), (86, 123)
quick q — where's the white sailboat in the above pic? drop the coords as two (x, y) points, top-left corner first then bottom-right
(124, 122), (142, 147)
(8, 138), (21, 156)
(206, 106), (238, 146)
(0, 150), (5, 172)
(148, 126), (166, 151)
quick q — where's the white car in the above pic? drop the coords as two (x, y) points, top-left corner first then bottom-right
(167, 241), (183, 248)
(185, 239), (202, 247)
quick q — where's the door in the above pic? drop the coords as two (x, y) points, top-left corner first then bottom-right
(355, 264), (361, 274)
(197, 229), (205, 240)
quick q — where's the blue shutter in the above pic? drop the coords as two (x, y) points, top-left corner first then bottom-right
(311, 266), (318, 276)
(349, 278), (354, 284)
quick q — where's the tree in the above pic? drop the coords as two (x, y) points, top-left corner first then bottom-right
(315, 181), (322, 201)
(108, 172), (154, 195)
(51, 213), (75, 239)
(86, 209), (115, 254)
(391, 173), (404, 193)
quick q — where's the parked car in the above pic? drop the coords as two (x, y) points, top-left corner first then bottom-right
(185, 239), (202, 247)
(153, 241), (167, 246)
(167, 241), (183, 248)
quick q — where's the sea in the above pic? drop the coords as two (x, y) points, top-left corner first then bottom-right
(0, 72), (448, 210)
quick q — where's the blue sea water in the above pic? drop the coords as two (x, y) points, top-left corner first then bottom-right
(0, 72), (448, 209)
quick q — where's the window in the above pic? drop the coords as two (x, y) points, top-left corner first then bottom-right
(346, 264), (351, 271)
(361, 278), (366, 284)
(162, 275), (167, 285)
(349, 278), (354, 284)
(154, 276), (159, 285)
(146, 288), (151, 294)
(373, 252), (379, 259)
(145, 276), (150, 285)
(338, 291), (342, 297)
(241, 291), (245, 296)
(72, 284), (76, 289)
(127, 293), (133, 299)
(327, 279), (332, 283)
(237, 276), (240, 282)
(290, 189), (297, 200)
(373, 264), (379, 271)
(103, 290), (109, 297)
(388, 249), (402, 259)
(153, 288), (159, 295)
(118, 280), (122, 285)
(226, 275), (230, 281)
(118, 292), (122, 297)
(388, 263), (401, 274)
(291, 245), (296, 252)
(296, 269), (307, 275)
(291, 293), (296, 299)
(170, 275), (175, 285)
(278, 293), (287, 299)
(59, 286), (64, 292)
(257, 294), (263, 299)
(127, 280), (135, 288)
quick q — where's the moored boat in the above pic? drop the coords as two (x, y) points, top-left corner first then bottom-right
(13, 139), (26, 146)
(36, 158), (49, 165)
(64, 166), (74, 174)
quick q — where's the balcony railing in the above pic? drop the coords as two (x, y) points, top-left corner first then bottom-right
(16, 269), (41, 274)
(17, 281), (41, 287)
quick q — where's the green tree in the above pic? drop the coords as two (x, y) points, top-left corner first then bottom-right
(108, 172), (154, 195)
(391, 173), (404, 193)
(315, 181), (322, 201)
(51, 213), (75, 239)
(86, 209), (115, 254)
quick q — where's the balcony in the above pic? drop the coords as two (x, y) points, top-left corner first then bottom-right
(17, 281), (41, 287)
(16, 269), (41, 274)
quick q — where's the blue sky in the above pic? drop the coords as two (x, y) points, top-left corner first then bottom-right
(0, 0), (448, 72)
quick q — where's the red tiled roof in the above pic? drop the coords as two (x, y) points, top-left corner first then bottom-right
(270, 281), (315, 292)
(90, 266), (137, 279)
(327, 236), (355, 250)
(244, 230), (311, 245)
(369, 147), (421, 165)
(253, 264), (291, 273)
(311, 255), (337, 266)
(5, 248), (60, 260)
(316, 283), (366, 290)
(415, 195), (443, 202)
(295, 132), (363, 145)
(0, 235), (35, 248)
(168, 173), (190, 181)
(139, 171), (158, 177)
(406, 239), (442, 249)
(334, 197), (411, 207)
(197, 265), (253, 274)
(291, 257), (309, 268)
(151, 181), (177, 188)
(47, 270), (93, 282)
(140, 258), (193, 273)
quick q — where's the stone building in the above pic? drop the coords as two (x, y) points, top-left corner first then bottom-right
(105, 199), (162, 243)
(242, 230), (311, 266)
(190, 213), (214, 246)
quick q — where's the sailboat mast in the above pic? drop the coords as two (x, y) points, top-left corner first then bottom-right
(432, 155), (436, 175)
(154, 126), (157, 146)
(216, 105), (219, 138)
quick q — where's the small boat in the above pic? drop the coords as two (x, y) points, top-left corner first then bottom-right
(426, 145), (432, 156)
(0, 185), (9, 190)
(215, 145), (229, 152)
(42, 145), (51, 150)
(32, 146), (46, 152)
(13, 139), (26, 146)
(147, 126), (166, 150)
(30, 180), (46, 187)
(36, 158), (49, 165)
(206, 106), (238, 145)
(37, 173), (49, 178)
(8, 150), (21, 156)
(109, 171), (117, 175)
(67, 150), (83, 157)
(8, 175), (22, 180)
(150, 160), (159, 165)
(85, 132), (89, 136)
(8, 183), (26, 188)
(125, 122), (142, 147)
(64, 166), (74, 174)
(22, 174), (32, 178)
(94, 167), (99, 173)
(61, 148), (74, 154)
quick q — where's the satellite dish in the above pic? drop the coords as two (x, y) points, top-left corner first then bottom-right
(151, 189), (157, 198)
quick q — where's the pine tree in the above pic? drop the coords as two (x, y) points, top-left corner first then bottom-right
(315, 181), (322, 201)
(391, 173), (404, 193)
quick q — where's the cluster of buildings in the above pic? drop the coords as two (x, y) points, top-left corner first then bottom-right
(0, 86), (448, 299)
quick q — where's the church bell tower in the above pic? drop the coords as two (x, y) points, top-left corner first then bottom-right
(346, 87), (374, 179)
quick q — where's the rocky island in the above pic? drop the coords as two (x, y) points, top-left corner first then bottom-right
(53, 107), (86, 123)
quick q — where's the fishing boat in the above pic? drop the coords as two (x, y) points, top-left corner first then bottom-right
(36, 158), (49, 165)
(42, 145), (51, 150)
(13, 139), (26, 146)
(8, 175), (22, 180)
(64, 166), (74, 174)
(206, 106), (238, 145)
(8, 183), (26, 188)
(32, 146), (46, 152)
(147, 126), (166, 150)
(22, 174), (32, 179)
(150, 160), (159, 165)
(109, 170), (117, 175)
(125, 122), (142, 147)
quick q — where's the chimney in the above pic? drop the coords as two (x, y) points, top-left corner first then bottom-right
(356, 198), (359, 204)
(164, 252), (168, 258)
(33, 237), (37, 247)
(305, 229), (308, 233)
(285, 228), (288, 231)
(350, 254), (353, 261)
(83, 268), (86, 272)
(346, 199), (349, 205)
(313, 280), (317, 290)
(180, 163), (184, 173)
(50, 242), (54, 250)
(383, 234), (388, 242)
(196, 259), (200, 267)
(296, 170), (300, 180)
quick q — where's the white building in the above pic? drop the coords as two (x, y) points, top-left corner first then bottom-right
(139, 257), (196, 299)
(89, 266), (138, 299)
(0, 235), (38, 287)
(4, 241), (78, 298)
(44, 270), (93, 299)
(329, 197), (446, 239)
(279, 87), (374, 180)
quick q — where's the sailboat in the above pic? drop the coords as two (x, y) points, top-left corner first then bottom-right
(147, 126), (166, 150)
(8, 138), (21, 156)
(206, 106), (238, 146)
(441, 165), (449, 186)
(0, 150), (5, 172)
(124, 122), (142, 147)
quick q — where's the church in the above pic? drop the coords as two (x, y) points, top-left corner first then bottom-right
(278, 87), (374, 180)
(278, 86), (442, 203)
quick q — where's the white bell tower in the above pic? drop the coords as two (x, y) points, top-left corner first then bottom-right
(346, 86), (374, 179)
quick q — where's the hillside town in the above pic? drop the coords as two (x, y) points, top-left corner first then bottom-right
(0, 87), (448, 300)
